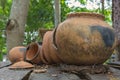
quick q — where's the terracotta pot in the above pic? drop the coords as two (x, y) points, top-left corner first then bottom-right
(41, 31), (53, 64)
(8, 46), (26, 63)
(53, 12), (116, 65)
(25, 42), (42, 64)
(41, 31), (62, 64)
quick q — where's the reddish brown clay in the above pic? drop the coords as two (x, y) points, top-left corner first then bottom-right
(9, 61), (34, 69)
(25, 42), (42, 64)
(41, 31), (62, 64)
(53, 12), (116, 65)
(8, 46), (26, 63)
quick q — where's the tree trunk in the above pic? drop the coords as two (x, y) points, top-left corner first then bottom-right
(54, 0), (61, 27)
(112, 0), (120, 60)
(6, 0), (29, 53)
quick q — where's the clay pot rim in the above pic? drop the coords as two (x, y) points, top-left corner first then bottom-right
(66, 12), (105, 21)
(25, 42), (40, 62)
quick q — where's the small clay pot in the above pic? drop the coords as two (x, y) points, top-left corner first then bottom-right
(41, 31), (62, 64)
(25, 42), (42, 64)
(8, 46), (26, 63)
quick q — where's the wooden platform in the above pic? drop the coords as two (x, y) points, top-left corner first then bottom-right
(0, 61), (120, 80)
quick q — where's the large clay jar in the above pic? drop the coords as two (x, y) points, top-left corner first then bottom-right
(53, 12), (116, 65)
(8, 46), (26, 63)
(41, 31), (62, 64)
(25, 42), (42, 64)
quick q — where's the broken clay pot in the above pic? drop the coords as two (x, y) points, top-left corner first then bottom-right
(25, 42), (42, 64)
(9, 61), (34, 69)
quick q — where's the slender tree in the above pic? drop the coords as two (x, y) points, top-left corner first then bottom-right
(112, 0), (120, 60)
(6, 0), (29, 53)
(54, 0), (61, 27)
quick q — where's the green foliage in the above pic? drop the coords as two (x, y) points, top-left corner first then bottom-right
(25, 0), (54, 44)
(0, 0), (12, 60)
(79, 0), (86, 5)
(69, 0), (112, 25)
(0, 53), (3, 61)
(104, 9), (112, 25)
(61, 0), (71, 21)
(27, 0), (54, 30)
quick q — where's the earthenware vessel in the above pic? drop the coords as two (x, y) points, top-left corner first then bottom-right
(53, 12), (116, 65)
(25, 42), (42, 64)
(41, 31), (61, 64)
(8, 46), (26, 63)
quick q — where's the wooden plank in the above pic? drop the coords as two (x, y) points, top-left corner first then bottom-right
(87, 73), (110, 80)
(87, 67), (120, 80)
(29, 72), (81, 80)
(107, 61), (120, 69)
(29, 65), (120, 80)
(29, 65), (81, 80)
(0, 67), (32, 80)
(109, 67), (120, 79)
(0, 63), (120, 80)
(0, 61), (11, 68)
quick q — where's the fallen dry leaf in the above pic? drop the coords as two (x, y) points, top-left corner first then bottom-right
(33, 69), (47, 73)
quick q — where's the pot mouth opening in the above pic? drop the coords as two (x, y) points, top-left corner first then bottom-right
(25, 42), (40, 61)
(66, 12), (105, 21)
